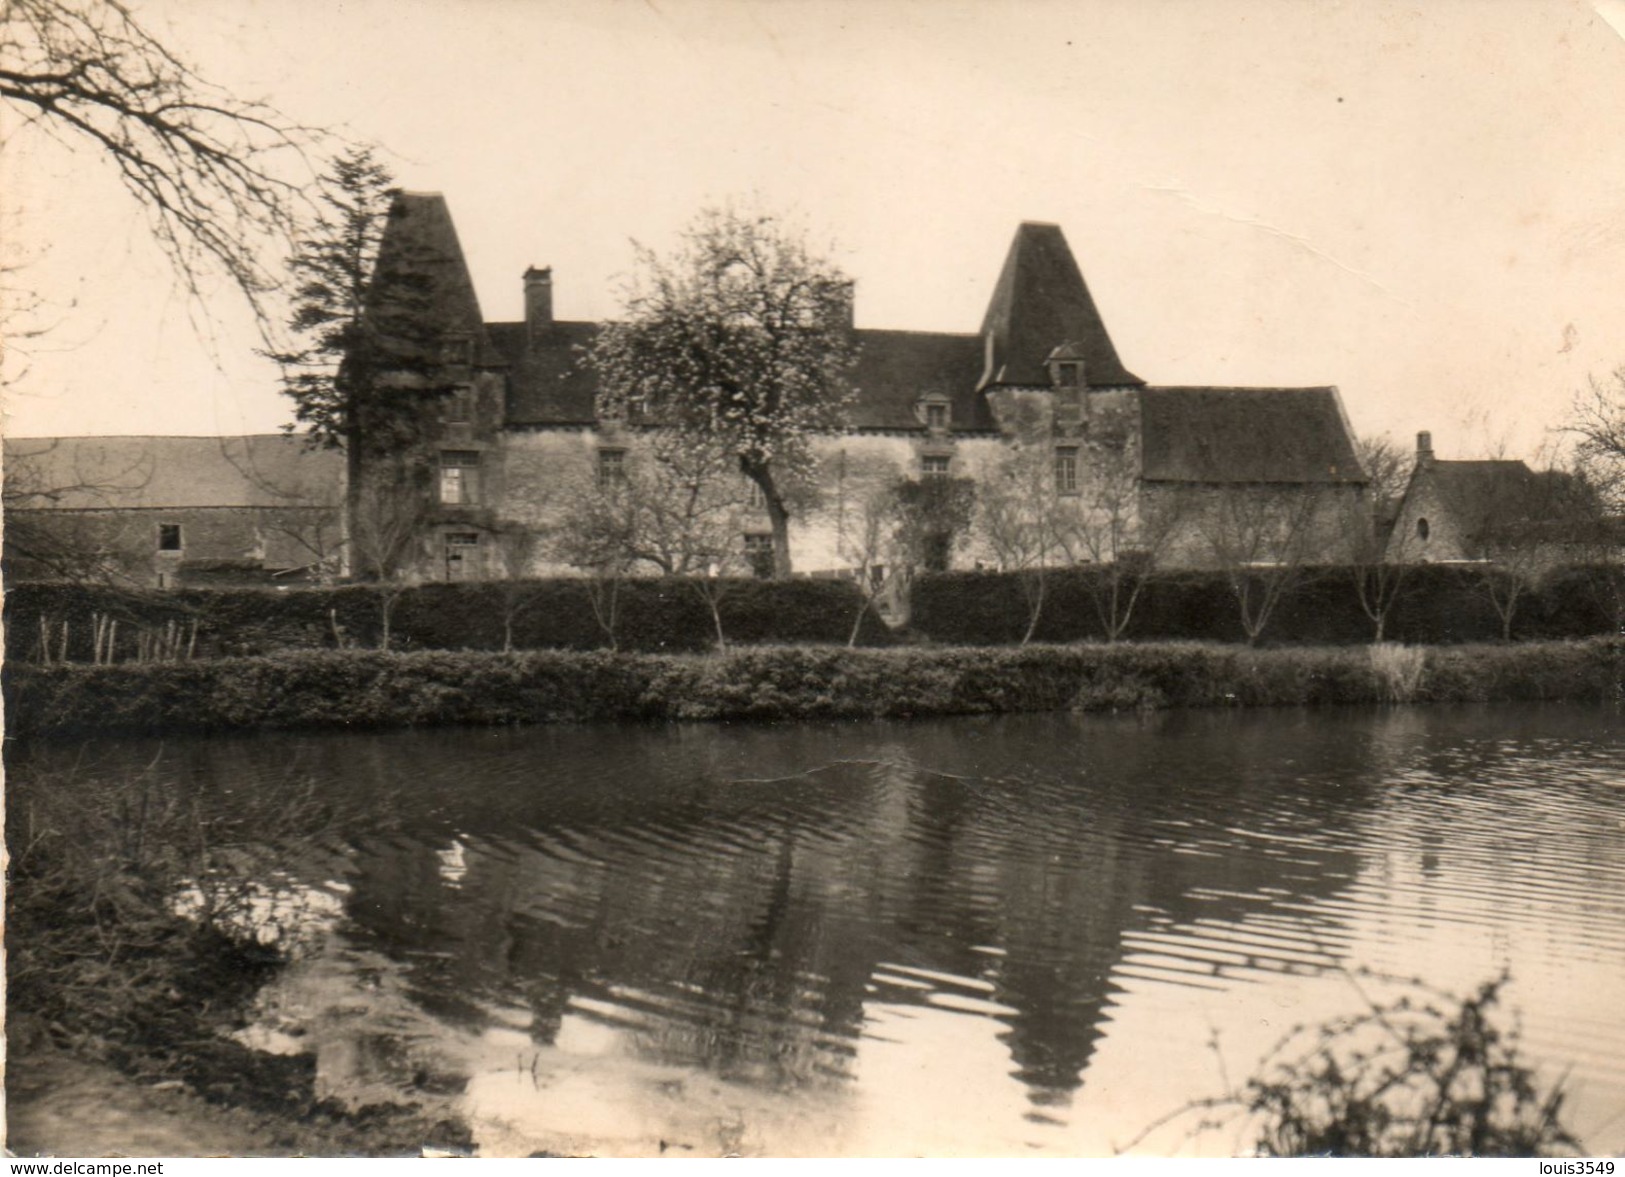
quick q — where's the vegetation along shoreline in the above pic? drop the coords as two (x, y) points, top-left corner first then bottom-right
(7, 638), (1622, 741)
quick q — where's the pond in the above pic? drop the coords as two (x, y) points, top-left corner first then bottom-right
(33, 704), (1625, 1156)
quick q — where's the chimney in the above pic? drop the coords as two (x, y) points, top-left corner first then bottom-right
(1416, 430), (1434, 469)
(831, 279), (855, 331)
(523, 266), (553, 341)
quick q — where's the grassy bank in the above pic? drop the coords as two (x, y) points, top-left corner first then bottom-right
(7, 638), (1622, 739)
(4, 757), (476, 1157)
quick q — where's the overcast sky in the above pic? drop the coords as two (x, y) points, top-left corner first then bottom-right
(6, 0), (1625, 463)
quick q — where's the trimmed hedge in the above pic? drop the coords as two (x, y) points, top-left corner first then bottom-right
(908, 564), (1625, 646)
(3, 576), (892, 661)
(7, 639), (1621, 739)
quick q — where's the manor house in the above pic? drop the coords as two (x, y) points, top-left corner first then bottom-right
(3, 198), (1371, 589)
(384, 192), (1367, 582)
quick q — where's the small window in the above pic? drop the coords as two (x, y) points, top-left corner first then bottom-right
(922, 454), (951, 480)
(1417, 517), (1430, 541)
(157, 523), (182, 551)
(444, 531), (480, 582)
(743, 533), (775, 579)
(925, 402), (948, 431)
(598, 449), (626, 489)
(1054, 361), (1082, 387)
(439, 451), (481, 505)
(744, 474), (765, 509)
(444, 386), (472, 423)
(1055, 446), (1079, 494)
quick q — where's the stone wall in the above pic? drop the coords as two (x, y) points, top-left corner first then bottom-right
(4, 506), (337, 586)
(1385, 469), (1469, 563)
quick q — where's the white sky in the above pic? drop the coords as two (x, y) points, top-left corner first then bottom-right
(5, 0), (1625, 464)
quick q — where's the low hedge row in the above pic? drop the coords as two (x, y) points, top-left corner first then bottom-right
(8, 639), (1621, 739)
(8, 562), (1623, 666)
(3, 576), (891, 661)
(909, 564), (1625, 646)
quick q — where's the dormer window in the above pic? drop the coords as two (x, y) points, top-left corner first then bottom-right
(918, 396), (951, 433)
(1046, 343), (1087, 388)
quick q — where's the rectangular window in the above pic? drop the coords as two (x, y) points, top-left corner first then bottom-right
(1055, 362), (1081, 387)
(444, 532), (480, 582)
(925, 402), (948, 431)
(157, 523), (182, 551)
(743, 533), (775, 579)
(440, 450), (481, 505)
(444, 386), (472, 423)
(1055, 447), (1079, 494)
(598, 449), (626, 489)
(744, 475), (765, 509)
(922, 454), (951, 480)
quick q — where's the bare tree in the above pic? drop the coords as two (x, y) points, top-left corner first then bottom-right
(1354, 433), (1412, 522)
(347, 460), (428, 650)
(1472, 462), (1602, 641)
(551, 434), (748, 576)
(1, 0), (316, 328)
(1345, 438), (1414, 642)
(549, 435), (752, 650)
(1055, 440), (1185, 643)
(1347, 496), (1412, 642)
(973, 444), (1077, 645)
(2, 437), (153, 583)
(834, 474), (903, 647)
(1567, 366), (1625, 507)
(488, 524), (546, 654)
(1202, 486), (1323, 646)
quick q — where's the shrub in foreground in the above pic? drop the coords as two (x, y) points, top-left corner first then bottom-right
(1127, 972), (1580, 1157)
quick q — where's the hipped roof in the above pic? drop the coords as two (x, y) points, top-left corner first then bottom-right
(378, 192), (492, 354)
(978, 222), (1142, 389)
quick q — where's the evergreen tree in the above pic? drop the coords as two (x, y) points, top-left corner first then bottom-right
(267, 147), (454, 578)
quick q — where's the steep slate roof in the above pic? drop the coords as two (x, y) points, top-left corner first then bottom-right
(1417, 459), (1540, 547)
(495, 323), (993, 432)
(378, 192), (493, 356)
(488, 320), (601, 425)
(1138, 387), (1365, 484)
(3, 435), (343, 510)
(849, 329), (989, 431)
(978, 222), (1143, 389)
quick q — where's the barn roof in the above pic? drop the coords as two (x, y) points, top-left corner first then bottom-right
(3, 435), (343, 510)
(1138, 387), (1366, 484)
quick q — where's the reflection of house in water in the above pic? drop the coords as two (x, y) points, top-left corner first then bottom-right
(322, 714), (1379, 1110)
